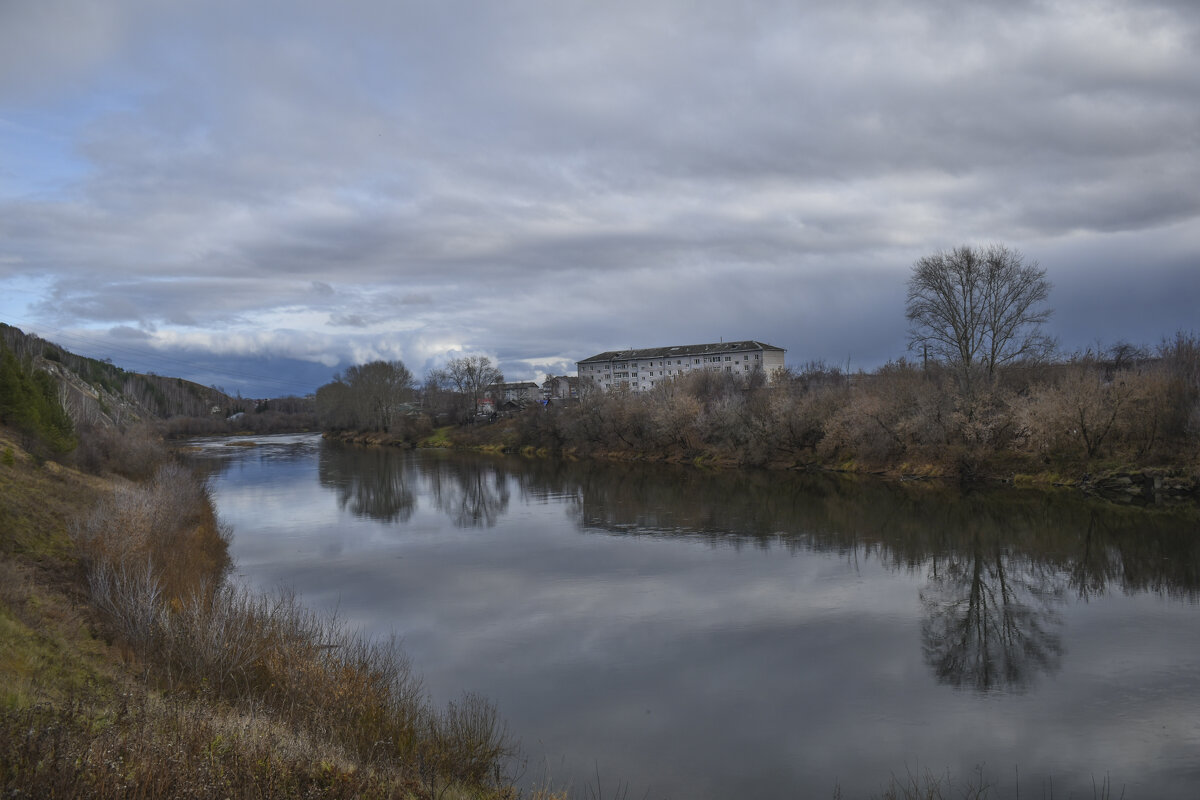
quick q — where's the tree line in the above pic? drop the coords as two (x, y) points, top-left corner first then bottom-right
(315, 354), (504, 435)
(0, 338), (76, 455)
(309, 245), (1199, 483)
(496, 333), (1199, 480)
(7, 244), (1197, 486)
(492, 246), (1197, 481)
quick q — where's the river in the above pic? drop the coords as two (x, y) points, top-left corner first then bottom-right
(188, 432), (1200, 799)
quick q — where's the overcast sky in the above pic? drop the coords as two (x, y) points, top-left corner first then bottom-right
(2, 0), (1198, 396)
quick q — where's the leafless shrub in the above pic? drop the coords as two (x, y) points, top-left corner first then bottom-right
(86, 558), (164, 661)
(1158, 331), (1200, 452)
(418, 691), (516, 797)
(1017, 360), (1144, 462)
(72, 422), (168, 479)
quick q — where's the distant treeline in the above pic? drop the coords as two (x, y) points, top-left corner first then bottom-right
(0, 324), (316, 476)
(308, 334), (1200, 483)
(499, 333), (1200, 481)
(1, 323), (232, 422)
(314, 355), (504, 440)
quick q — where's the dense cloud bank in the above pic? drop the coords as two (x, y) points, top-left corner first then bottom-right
(1, 0), (1197, 395)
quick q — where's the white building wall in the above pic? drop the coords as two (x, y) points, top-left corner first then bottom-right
(577, 341), (785, 393)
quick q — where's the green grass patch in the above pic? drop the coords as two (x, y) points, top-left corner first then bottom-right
(420, 425), (455, 447)
(0, 600), (109, 709)
(0, 432), (103, 560)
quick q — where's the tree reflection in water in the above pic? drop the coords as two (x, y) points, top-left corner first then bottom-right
(552, 460), (1199, 693)
(315, 444), (513, 528)
(420, 457), (511, 528)
(259, 439), (1199, 691)
(318, 444), (416, 523)
(920, 539), (1064, 692)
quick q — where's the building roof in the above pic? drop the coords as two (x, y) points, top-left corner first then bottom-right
(577, 340), (785, 364)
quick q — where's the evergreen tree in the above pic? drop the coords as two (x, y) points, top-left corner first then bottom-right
(0, 340), (77, 454)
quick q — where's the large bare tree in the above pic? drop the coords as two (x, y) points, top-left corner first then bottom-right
(906, 244), (1054, 393)
(442, 355), (504, 420)
(317, 360), (414, 431)
(343, 360), (414, 431)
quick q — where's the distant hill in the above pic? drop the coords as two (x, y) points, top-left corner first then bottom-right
(0, 323), (241, 427)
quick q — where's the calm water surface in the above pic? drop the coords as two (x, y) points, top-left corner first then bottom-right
(190, 433), (1200, 799)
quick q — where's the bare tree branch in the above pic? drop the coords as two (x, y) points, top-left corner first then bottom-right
(907, 244), (1054, 395)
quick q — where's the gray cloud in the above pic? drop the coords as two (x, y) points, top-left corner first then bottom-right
(107, 324), (152, 340)
(1, 0), (1197, 394)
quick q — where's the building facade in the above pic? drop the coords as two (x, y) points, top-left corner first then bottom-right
(489, 381), (542, 406)
(542, 375), (579, 402)
(576, 341), (786, 393)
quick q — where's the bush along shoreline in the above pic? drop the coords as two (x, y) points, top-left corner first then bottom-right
(318, 338), (1200, 506)
(0, 426), (539, 800)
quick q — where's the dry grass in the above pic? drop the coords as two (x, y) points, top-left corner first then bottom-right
(0, 686), (422, 799)
(69, 460), (516, 798)
(2, 428), (519, 799)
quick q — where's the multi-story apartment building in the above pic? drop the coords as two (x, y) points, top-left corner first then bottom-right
(577, 340), (786, 393)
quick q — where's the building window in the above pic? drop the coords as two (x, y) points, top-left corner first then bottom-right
(725, 356), (732, 362)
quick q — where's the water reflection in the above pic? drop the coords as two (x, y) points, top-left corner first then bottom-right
(199, 437), (1200, 694)
(920, 542), (1064, 692)
(562, 459), (1200, 603)
(203, 439), (1200, 603)
(419, 455), (511, 528)
(318, 444), (416, 522)
(194, 436), (1200, 797)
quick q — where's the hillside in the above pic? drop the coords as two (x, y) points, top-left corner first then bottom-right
(0, 422), (533, 799)
(1, 323), (240, 426)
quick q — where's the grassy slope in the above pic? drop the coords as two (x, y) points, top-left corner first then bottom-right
(0, 429), (549, 800)
(0, 429), (116, 709)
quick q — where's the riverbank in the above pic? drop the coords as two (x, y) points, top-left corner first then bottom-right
(0, 427), (542, 800)
(314, 336), (1200, 509)
(320, 422), (1200, 507)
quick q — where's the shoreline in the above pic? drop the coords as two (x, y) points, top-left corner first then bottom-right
(318, 426), (1200, 508)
